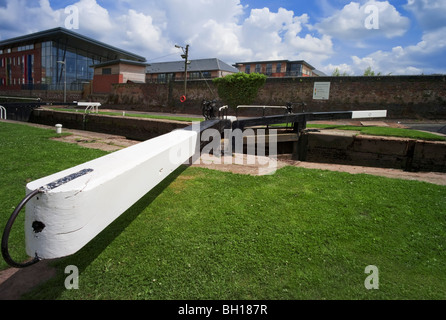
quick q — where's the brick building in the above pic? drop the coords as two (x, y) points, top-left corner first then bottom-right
(91, 59), (148, 93)
(147, 58), (239, 83)
(233, 60), (318, 77)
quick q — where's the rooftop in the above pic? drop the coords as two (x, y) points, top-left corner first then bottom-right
(234, 59), (316, 70)
(147, 58), (239, 74)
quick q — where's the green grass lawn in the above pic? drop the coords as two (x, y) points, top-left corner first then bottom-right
(1, 121), (445, 300)
(49, 107), (203, 123)
(307, 124), (446, 141)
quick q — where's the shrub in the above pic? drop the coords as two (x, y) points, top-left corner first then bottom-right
(213, 73), (267, 109)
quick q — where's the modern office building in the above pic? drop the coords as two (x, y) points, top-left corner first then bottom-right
(147, 58), (239, 83)
(0, 27), (146, 92)
(233, 60), (318, 77)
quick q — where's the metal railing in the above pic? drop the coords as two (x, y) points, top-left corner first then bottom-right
(20, 83), (86, 91)
(236, 105), (289, 118)
(77, 102), (101, 114)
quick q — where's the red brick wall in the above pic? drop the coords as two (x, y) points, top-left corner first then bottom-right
(0, 47), (41, 89)
(101, 75), (446, 119)
(93, 74), (124, 93)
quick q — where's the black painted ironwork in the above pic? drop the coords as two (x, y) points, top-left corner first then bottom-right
(1, 169), (94, 268)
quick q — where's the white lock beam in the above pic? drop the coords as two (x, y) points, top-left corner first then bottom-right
(25, 127), (198, 260)
(351, 110), (388, 119)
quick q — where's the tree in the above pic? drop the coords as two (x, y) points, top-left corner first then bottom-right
(332, 68), (350, 76)
(213, 73), (267, 109)
(363, 66), (382, 76)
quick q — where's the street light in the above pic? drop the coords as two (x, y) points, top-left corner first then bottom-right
(57, 60), (67, 103)
(175, 44), (190, 97)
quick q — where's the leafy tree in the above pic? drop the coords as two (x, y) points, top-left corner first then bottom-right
(363, 66), (382, 76)
(213, 73), (267, 109)
(332, 68), (350, 76)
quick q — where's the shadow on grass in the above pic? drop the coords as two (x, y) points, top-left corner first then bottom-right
(19, 165), (189, 300)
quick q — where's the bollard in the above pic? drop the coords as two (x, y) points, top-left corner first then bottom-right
(55, 124), (63, 134)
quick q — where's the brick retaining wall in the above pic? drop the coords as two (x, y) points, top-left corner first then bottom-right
(298, 130), (446, 173)
(102, 75), (446, 119)
(29, 109), (189, 141)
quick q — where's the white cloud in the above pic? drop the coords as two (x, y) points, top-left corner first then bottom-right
(323, 63), (355, 76)
(187, 20), (252, 60)
(116, 9), (166, 53)
(329, 25), (446, 76)
(238, 7), (332, 65)
(404, 0), (446, 31)
(316, 1), (410, 40)
(72, 0), (114, 36)
(0, 0), (332, 66)
(0, 0), (61, 39)
(2, 0), (445, 76)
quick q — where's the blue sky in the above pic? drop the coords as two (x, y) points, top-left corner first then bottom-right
(1, 0), (446, 75)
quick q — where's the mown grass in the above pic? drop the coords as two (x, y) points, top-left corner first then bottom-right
(1, 121), (445, 300)
(49, 107), (203, 122)
(307, 124), (446, 141)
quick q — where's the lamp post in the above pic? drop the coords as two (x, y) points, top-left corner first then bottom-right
(57, 60), (67, 103)
(175, 44), (190, 97)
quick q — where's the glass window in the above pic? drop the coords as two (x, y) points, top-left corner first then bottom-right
(45, 56), (51, 69)
(37, 41), (133, 89)
(18, 44), (34, 52)
(66, 50), (77, 60)
(289, 63), (302, 76)
(157, 73), (166, 83)
(189, 72), (198, 79)
(77, 59), (88, 78)
(276, 63), (282, 73)
(245, 65), (251, 74)
(266, 63), (272, 75)
(66, 58), (76, 75)
(102, 68), (112, 75)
